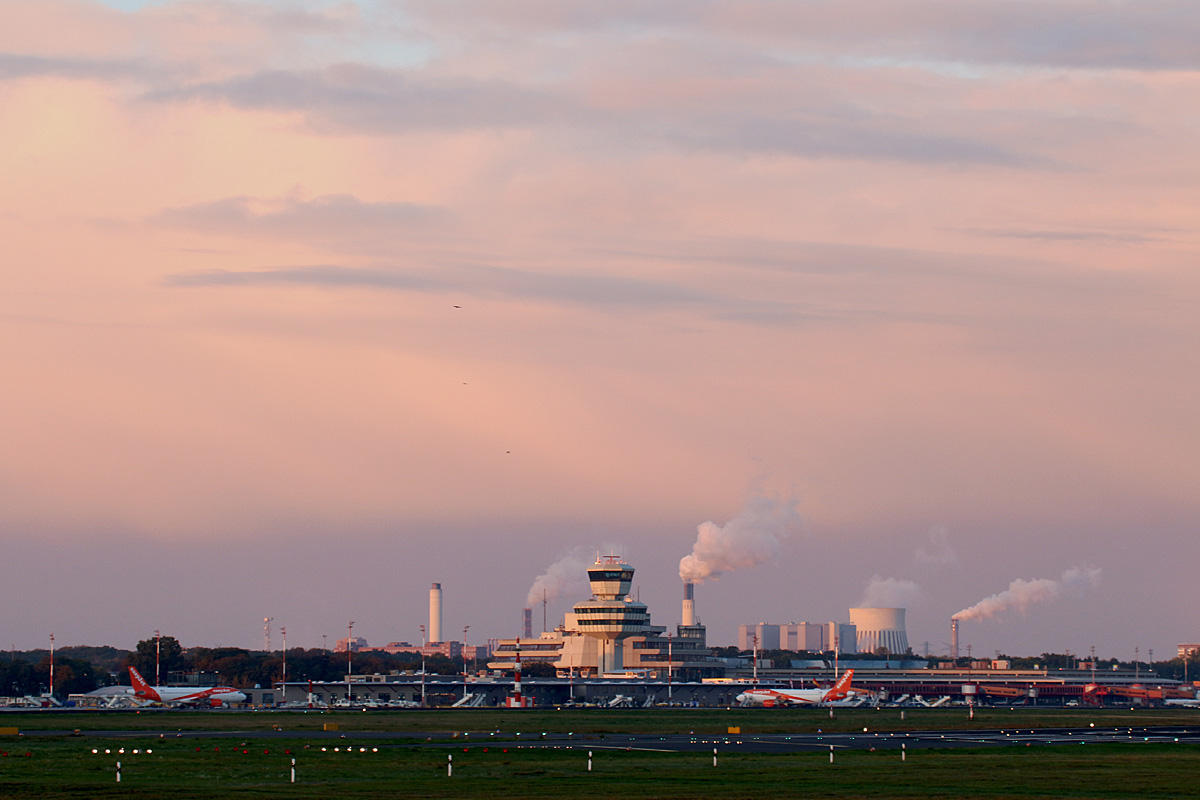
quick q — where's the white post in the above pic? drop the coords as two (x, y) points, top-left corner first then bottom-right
(713, 747), (717, 767)
(588, 750), (593, 771)
(829, 745), (834, 764)
(290, 757), (296, 783)
(116, 761), (121, 782)
(447, 753), (453, 777)
(901, 743), (906, 762)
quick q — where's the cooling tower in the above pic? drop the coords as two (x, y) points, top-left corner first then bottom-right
(429, 583), (442, 644)
(848, 607), (909, 655)
(682, 582), (696, 627)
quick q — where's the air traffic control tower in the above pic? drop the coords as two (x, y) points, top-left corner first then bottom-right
(572, 556), (650, 674)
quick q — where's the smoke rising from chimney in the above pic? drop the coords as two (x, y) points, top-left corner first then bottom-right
(913, 526), (958, 570)
(679, 496), (800, 584)
(859, 575), (922, 608)
(953, 564), (1101, 622)
(526, 548), (592, 608)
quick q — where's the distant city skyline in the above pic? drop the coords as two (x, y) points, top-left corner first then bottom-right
(1, 1), (1197, 660)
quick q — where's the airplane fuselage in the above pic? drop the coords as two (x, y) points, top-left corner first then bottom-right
(737, 670), (856, 707)
(129, 667), (246, 706)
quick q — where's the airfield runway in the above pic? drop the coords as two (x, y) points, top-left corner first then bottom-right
(19, 726), (1200, 754)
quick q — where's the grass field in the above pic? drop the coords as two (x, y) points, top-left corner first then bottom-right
(6, 705), (1199, 735)
(1, 734), (1198, 800)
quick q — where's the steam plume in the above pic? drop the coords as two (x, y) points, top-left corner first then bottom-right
(953, 564), (1101, 622)
(526, 549), (592, 608)
(679, 496), (800, 584)
(914, 526), (958, 569)
(859, 575), (922, 608)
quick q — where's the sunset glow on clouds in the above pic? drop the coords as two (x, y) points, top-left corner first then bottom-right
(1, 0), (1197, 654)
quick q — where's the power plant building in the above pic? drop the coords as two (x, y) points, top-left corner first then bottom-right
(488, 557), (722, 679)
(737, 622), (857, 653)
(849, 607), (910, 656)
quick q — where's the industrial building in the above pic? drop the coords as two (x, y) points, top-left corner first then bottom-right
(738, 608), (909, 656)
(487, 556), (724, 679)
(849, 607), (910, 655)
(737, 622), (857, 653)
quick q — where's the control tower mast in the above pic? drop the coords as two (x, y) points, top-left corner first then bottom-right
(573, 556), (650, 675)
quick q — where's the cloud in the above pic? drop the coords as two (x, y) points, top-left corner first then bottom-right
(164, 262), (721, 312)
(914, 526), (958, 569)
(967, 228), (1166, 244)
(859, 575), (923, 608)
(0, 52), (152, 82)
(154, 194), (450, 239)
(145, 65), (569, 134)
(411, 0), (1200, 70)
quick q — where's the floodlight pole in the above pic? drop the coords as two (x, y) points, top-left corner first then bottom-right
(281, 626), (287, 705)
(667, 633), (673, 701)
(347, 621), (354, 703)
(419, 624), (427, 707)
(49, 633), (55, 698)
(462, 625), (470, 700)
(155, 630), (161, 686)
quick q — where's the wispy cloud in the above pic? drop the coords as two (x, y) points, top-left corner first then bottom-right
(154, 194), (451, 239)
(164, 263), (721, 312)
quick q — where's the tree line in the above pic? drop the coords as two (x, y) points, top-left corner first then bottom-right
(2, 636), (486, 698)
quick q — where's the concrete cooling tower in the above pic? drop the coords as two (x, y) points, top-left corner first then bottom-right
(848, 607), (909, 655)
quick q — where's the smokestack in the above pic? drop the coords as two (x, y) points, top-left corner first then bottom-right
(522, 608), (533, 639)
(682, 582), (696, 626)
(429, 583), (442, 644)
(951, 618), (959, 660)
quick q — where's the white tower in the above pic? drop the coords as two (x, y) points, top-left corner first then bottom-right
(681, 582), (696, 626)
(429, 582), (443, 644)
(573, 556), (650, 674)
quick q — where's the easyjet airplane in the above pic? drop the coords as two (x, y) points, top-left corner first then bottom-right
(736, 669), (856, 707)
(129, 666), (246, 707)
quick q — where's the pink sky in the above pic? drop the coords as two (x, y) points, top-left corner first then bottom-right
(1, 1), (1197, 660)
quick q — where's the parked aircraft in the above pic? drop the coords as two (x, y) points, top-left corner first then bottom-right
(736, 670), (856, 707)
(129, 666), (246, 706)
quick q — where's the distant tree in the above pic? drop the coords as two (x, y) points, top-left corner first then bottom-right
(126, 636), (187, 682)
(37, 657), (100, 698)
(520, 662), (557, 677)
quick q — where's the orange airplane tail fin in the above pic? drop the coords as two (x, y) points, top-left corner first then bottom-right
(129, 666), (161, 701)
(826, 669), (854, 700)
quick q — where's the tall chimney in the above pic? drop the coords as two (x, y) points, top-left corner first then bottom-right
(681, 582), (696, 627)
(951, 618), (959, 660)
(429, 583), (442, 644)
(522, 608), (533, 639)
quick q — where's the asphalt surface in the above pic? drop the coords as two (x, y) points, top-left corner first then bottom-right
(17, 726), (1200, 754)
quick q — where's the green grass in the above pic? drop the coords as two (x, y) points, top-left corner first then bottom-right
(8, 706), (1199, 735)
(1, 735), (1197, 799)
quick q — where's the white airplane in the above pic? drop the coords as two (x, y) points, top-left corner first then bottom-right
(129, 666), (246, 707)
(736, 670), (856, 707)
(1164, 697), (1200, 708)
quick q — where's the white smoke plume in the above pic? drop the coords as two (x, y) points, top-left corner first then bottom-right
(953, 564), (1101, 622)
(859, 575), (923, 609)
(526, 549), (593, 608)
(913, 526), (958, 570)
(679, 496), (801, 584)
